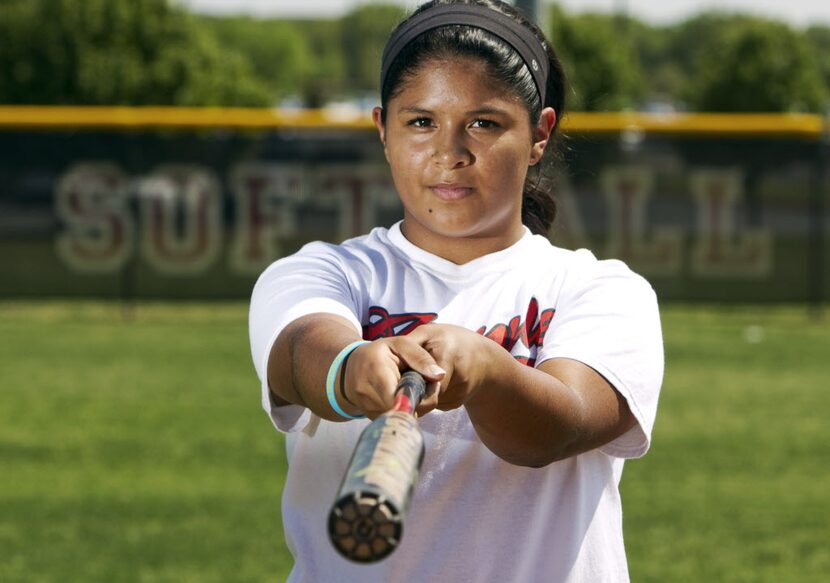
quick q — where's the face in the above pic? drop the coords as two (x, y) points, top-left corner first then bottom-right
(373, 57), (555, 263)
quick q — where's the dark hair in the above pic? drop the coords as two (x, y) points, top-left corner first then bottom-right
(380, 0), (567, 235)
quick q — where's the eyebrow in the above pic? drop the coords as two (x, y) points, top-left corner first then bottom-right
(398, 107), (432, 115)
(397, 106), (511, 116)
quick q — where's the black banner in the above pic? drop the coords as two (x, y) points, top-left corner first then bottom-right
(0, 124), (827, 302)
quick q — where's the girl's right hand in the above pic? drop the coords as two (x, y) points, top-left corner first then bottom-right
(341, 336), (447, 419)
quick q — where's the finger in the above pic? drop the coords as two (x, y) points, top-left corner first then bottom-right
(414, 403), (436, 418)
(405, 325), (457, 393)
(414, 380), (441, 417)
(366, 367), (403, 418)
(391, 339), (446, 383)
(346, 350), (402, 418)
(424, 379), (441, 399)
(435, 397), (467, 412)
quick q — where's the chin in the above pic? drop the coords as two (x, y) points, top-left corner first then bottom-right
(413, 211), (511, 240)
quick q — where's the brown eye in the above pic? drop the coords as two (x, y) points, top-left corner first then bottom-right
(407, 117), (432, 128)
(471, 119), (498, 129)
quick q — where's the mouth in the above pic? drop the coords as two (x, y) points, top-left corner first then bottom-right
(429, 184), (474, 201)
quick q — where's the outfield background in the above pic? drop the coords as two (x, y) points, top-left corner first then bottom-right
(0, 302), (827, 582)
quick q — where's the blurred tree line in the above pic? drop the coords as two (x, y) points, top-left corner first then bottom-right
(0, 0), (270, 106)
(0, 0), (828, 112)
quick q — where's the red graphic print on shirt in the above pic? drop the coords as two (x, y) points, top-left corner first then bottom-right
(362, 298), (555, 367)
(476, 297), (555, 366)
(362, 306), (438, 339)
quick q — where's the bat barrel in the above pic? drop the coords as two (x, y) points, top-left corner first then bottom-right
(328, 371), (427, 563)
(328, 490), (402, 562)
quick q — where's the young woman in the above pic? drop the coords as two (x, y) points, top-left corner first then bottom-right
(249, 1), (663, 581)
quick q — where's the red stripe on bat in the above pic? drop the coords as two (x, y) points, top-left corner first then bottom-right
(392, 394), (413, 414)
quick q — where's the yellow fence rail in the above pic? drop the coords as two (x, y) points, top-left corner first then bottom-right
(0, 106), (825, 138)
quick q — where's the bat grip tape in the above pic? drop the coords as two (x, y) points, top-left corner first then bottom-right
(325, 340), (370, 420)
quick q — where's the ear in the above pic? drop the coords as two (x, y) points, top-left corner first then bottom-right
(529, 107), (556, 166)
(372, 106), (390, 161)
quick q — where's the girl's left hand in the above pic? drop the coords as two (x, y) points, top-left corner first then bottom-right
(405, 322), (638, 467)
(405, 323), (495, 412)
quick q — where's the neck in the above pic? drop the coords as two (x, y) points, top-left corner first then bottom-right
(400, 220), (526, 265)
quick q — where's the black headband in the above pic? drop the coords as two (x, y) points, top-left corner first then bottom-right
(380, 3), (549, 105)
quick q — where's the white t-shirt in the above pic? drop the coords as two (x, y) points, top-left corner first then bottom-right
(249, 222), (663, 583)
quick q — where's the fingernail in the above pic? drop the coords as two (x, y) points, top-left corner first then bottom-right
(427, 365), (446, 377)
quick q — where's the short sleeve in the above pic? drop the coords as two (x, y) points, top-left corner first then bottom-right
(536, 252), (664, 458)
(248, 242), (363, 433)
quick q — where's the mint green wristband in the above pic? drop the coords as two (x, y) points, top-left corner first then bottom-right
(325, 340), (370, 420)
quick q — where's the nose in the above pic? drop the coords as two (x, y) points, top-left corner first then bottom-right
(432, 127), (474, 169)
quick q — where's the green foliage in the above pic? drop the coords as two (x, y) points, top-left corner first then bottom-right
(199, 4), (406, 107)
(646, 13), (738, 108)
(549, 7), (643, 111)
(209, 16), (350, 107)
(621, 16), (672, 97)
(664, 13), (754, 80)
(805, 26), (830, 110)
(693, 19), (827, 112)
(292, 19), (348, 107)
(547, 8), (830, 112)
(1, 1), (829, 111)
(340, 4), (407, 93)
(0, 0), (271, 106)
(201, 16), (314, 101)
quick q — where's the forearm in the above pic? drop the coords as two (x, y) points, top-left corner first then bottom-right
(465, 343), (587, 467)
(465, 332), (640, 468)
(267, 314), (364, 421)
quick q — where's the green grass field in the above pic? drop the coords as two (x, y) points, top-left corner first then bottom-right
(0, 302), (827, 582)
